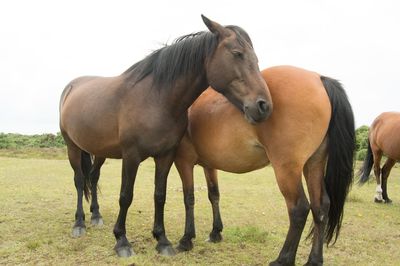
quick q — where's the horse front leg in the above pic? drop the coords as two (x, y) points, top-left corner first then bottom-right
(113, 152), (140, 257)
(153, 151), (176, 256)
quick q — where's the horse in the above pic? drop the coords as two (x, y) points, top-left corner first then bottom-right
(358, 112), (400, 203)
(174, 65), (355, 265)
(59, 15), (272, 257)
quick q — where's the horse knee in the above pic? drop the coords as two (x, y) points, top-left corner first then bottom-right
(119, 192), (133, 208)
(208, 185), (220, 202)
(154, 192), (166, 206)
(184, 191), (195, 208)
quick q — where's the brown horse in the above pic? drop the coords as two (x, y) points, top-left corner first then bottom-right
(358, 112), (400, 203)
(59, 15), (272, 257)
(174, 66), (355, 265)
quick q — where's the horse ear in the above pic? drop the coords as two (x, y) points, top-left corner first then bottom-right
(201, 15), (229, 37)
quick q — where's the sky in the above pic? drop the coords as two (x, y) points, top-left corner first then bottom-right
(0, 0), (399, 134)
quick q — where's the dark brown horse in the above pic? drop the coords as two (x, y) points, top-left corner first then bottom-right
(174, 66), (355, 265)
(359, 112), (400, 203)
(59, 15), (272, 257)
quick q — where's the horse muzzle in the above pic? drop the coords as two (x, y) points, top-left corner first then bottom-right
(243, 98), (272, 124)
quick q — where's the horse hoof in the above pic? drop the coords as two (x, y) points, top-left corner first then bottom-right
(384, 199), (393, 204)
(156, 244), (176, 256)
(269, 260), (293, 266)
(206, 232), (222, 243)
(115, 246), (135, 257)
(176, 239), (193, 252)
(374, 198), (383, 203)
(72, 226), (86, 238)
(304, 259), (323, 266)
(91, 217), (104, 226)
(269, 261), (282, 266)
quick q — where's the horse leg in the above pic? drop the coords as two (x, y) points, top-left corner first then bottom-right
(67, 144), (87, 237)
(204, 167), (223, 243)
(372, 151), (383, 203)
(153, 152), (176, 256)
(90, 157), (106, 225)
(113, 152), (140, 257)
(270, 165), (310, 266)
(381, 158), (395, 203)
(175, 159), (196, 252)
(303, 140), (329, 266)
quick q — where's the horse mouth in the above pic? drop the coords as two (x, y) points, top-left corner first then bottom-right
(244, 112), (260, 125)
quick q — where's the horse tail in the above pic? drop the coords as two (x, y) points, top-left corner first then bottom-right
(357, 139), (374, 184)
(81, 150), (93, 202)
(321, 76), (355, 245)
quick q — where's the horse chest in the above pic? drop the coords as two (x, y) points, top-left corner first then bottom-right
(123, 114), (188, 157)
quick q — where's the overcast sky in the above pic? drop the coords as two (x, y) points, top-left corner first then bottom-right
(1, 0), (399, 134)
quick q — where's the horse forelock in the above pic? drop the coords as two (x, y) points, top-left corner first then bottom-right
(225, 25), (253, 48)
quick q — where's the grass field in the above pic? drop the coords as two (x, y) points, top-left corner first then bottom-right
(1, 151), (400, 265)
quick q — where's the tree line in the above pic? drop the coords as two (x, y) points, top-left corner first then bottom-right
(0, 132), (65, 149)
(0, 128), (370, 160)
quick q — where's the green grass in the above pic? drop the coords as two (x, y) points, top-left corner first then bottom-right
(1, 155), (400, 265)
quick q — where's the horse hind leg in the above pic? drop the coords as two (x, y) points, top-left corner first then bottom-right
(174, 136), (199, 252)
(303, 139), (329, 266)
(270, 164), (310, 266)
(175, 157), (196, 252)
(381, 158), (395, 203)
(204, 167), (223, 243)
(66, 143), (88, 237)
(372, 150), (383, 203)
(90, 157), (106, 225)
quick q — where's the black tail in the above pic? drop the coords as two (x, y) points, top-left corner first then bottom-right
(321, 76), (355, 245)
(358, 139), (374, 184)
(81, 151), (93, 201)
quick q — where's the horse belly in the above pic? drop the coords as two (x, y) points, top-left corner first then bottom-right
(64, 119), (122, 158)
(198, 139), (269, 173)
(381, 141), (400, 161)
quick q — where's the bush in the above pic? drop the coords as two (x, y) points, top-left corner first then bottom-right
(355, 125), (369, 151)
(0, 133), (65, 149)
(356, 149), (367, 161)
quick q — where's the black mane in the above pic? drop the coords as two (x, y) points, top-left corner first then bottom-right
(123, 26), (252, 89)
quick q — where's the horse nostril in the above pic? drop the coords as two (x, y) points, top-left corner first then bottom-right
(257, 99), (268, 114)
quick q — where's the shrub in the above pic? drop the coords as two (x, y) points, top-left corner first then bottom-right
(0, 133), (65, 149)
(356, 148), (367, 161)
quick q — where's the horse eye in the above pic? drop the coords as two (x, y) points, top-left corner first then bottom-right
(232, 51), (243, 58)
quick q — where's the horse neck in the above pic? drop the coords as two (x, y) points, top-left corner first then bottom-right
(165, 72), (209, 117)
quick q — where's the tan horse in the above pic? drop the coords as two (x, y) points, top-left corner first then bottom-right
(174, 66), (355, 265)
(59, 16), (272, 257)
(359, 112), (400, 203)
